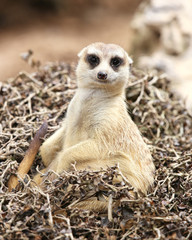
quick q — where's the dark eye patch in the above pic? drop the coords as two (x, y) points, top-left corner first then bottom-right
(110, 57), (123, 69)
(87, 54), (100, 68)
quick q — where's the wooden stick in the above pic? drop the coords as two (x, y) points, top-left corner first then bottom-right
(108, 194), (113, 222)
(8, 121), (48, 191)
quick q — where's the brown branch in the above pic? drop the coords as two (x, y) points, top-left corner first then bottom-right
(8, 121), (48, 191)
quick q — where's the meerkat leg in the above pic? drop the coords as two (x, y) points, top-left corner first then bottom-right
(40, 122), (66, 167)
(109, 153), (154, 194)
(32, 126), (66, 186)
(47, 139), (101, 173)
(110, 157), (154, 194)
(61, 155), (153, 212)
(37, 139), (154, 195)
(32, 168), (47, 185)
(74, 198), (108, 212)
(32, 139), (101, 185)
(76, 154), (154, 194)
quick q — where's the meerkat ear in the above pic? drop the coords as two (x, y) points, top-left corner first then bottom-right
(78, 47), (87, 58)
(125, 52), (133, 65)
(127, 55), (133, 65)
(126, 53), (133, 75)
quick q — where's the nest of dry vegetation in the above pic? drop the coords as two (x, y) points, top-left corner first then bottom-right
(0, 55), (191, 239)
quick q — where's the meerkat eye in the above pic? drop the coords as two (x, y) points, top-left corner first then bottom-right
(87, 54), (100, 68)
(110, 57), (123, 69)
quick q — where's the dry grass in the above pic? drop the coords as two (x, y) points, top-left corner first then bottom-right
(0, 55), (191, 239)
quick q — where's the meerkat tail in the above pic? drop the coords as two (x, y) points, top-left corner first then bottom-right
(8, 121), (48, 191)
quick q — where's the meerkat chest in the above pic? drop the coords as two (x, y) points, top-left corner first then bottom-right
(63, 94), (98, 147)
(67, 105), (93, 134)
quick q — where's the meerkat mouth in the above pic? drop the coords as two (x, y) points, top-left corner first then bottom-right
(95, 78), (115, 84)
(96, 79), (108, 83)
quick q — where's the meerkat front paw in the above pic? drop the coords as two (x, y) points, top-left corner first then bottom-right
(40, 125), (66, 167)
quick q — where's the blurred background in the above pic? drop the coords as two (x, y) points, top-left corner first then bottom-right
(0, 0), (142, 80)
(0, 0), (192, 111)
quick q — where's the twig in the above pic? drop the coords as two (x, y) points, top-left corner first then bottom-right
(108, 194), (113, 222)
(8, 121), (48, 191)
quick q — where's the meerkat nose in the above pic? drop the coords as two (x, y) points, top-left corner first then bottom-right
(97, 71), (108, 80)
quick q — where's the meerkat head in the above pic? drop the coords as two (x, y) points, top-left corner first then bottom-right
(76, 42), (133, 93)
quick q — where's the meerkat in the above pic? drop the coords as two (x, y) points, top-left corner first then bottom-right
(33, 42), (155, 211)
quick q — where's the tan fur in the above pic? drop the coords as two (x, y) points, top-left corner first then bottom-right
(34, 42), (155, 211)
